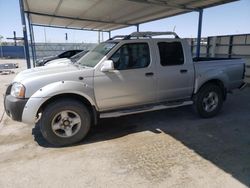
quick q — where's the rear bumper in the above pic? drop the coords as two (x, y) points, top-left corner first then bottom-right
(4, 94), (28, 122)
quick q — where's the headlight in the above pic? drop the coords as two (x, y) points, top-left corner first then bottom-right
(11, 82), (25, 98)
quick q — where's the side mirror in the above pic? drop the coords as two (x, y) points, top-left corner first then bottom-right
(101, 60), (114, 72)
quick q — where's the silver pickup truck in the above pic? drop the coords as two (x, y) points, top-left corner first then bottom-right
(4, 32), (246, 146)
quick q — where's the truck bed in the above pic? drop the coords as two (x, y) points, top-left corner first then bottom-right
(194, 58), (245, 91)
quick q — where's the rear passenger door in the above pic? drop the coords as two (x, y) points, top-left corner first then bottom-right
(155, 40), (194, 101)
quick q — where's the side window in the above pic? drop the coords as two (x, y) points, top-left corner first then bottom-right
(110, 43), (150, 70)
(157, 42), (184, 66)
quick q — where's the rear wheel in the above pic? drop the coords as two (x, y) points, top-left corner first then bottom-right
(40, 99), (91, 146)
(194, 84), (224, 118)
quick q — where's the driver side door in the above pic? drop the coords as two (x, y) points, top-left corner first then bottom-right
(94, 42), (156, 111)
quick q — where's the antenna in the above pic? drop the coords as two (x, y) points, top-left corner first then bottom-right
(65, 33), (68, 42)
(173, 25), (176, 32)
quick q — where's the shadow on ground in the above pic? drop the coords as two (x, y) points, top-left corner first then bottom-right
(33, 88), (250, 187)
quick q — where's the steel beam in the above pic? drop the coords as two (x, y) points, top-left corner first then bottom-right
(27, 13), (36, 66)
(32, 23), (105, 32)
(49, 0), (63, 25)
(30, 24), (37, 62)
(206, 37), (210, 57)
(126, 0), (198, 11)
(228, 36), (234, 58)
(136, 24), (140, 32)
(196, 9), (203, 58)
(19, 0), (31, 69)
(98, 31), (100, 43)
(25, 11), (133, 27)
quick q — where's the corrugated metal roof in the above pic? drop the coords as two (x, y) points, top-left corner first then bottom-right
(24, 0), (238, 31)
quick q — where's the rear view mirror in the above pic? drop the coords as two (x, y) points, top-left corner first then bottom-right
(101, 60), (114, 72)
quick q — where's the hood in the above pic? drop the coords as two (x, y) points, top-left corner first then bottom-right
(45, 58), (71, 67)
(14, 63), (80, 83)
(13, 63), (94, 97)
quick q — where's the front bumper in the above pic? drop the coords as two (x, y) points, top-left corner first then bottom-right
(4, 85), (28, 122)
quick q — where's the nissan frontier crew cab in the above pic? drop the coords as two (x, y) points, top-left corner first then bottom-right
(4, 32), (246, 146)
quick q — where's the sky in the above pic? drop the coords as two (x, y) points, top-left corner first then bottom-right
(0, 0), (250, 43)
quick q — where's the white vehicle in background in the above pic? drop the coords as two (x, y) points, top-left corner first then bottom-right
(36, 50), (84, 66)
(45, 50), (89, 67)
(45, 58), (71, 67)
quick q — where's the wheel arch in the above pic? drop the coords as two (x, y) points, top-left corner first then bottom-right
(38, 93), (98, 125)
(194, 79), (227, 100)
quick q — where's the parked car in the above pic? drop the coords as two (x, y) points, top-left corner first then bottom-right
(4, 32), (247, 146)
(35, 50), (83, 66)
(45, 50), (89, 67)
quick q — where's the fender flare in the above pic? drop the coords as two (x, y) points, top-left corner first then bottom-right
(194, 70), (229, 94)
(22, 81), (96, 124)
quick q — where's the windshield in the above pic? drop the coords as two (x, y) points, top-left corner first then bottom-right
(76, 42), (117, 67)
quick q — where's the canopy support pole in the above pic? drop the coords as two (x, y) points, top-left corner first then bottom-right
(98, 31), (100, 43)
(30, 24), (37, 63)
(108, 31), (111, 39)
(19, 0), (31, 68)
(136, 24), (140, 32)
(27, 13), (36, 67)
(196, 9), (203, 58)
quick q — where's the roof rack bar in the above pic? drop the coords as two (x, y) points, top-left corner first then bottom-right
(106, 31), (180, 41)
(107, 35), (128, 41)
(125, 31), (180, 39)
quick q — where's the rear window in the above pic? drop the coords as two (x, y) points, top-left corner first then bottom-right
(157, 42), (184, 66)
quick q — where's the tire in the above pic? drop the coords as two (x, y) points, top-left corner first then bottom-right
(40, 99), (91, 147)
(193, 84), (223, 118)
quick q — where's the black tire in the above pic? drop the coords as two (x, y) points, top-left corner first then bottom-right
(193, 84), (223, 118)
(40, 99), (91, 147)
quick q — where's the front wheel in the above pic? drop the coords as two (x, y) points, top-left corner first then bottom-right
(40, 99), (91, 146)
(194, 84), (224, 118)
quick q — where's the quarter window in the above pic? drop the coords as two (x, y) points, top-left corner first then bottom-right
(158, 42), (184, 66)
(110, 43), (150, 70)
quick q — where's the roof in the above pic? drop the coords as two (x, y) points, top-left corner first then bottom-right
(24, 0), (238, 32)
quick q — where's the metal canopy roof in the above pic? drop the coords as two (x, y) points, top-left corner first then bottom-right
(24, 0), (237, 32)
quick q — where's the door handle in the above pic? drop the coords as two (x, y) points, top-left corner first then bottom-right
(145, 72), (154, 76)
(180, 69), (188, 73)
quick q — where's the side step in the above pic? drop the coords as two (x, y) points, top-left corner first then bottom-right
(100, 101), (193, 118)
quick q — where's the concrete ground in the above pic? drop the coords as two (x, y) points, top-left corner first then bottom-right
(0, 59), (249, 188)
